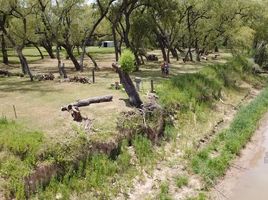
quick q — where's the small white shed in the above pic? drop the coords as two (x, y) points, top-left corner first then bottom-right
(101, 41), (114, 48)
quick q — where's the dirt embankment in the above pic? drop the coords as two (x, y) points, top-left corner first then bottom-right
(116, 86), (261, 200)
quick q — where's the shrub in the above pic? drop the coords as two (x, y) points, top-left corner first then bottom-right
(119, 49), (135, 73)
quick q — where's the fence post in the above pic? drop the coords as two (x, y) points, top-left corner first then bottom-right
(92, 69), (95, 83)
(151, 80), (154, 93)
(13, 105), (17, 119)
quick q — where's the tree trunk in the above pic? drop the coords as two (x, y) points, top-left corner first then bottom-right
(112, 63), (143, 108)
(16, 47), (33, 81)
(79, 43), (86, 70)
(86, 52), (99, 70)
(187, 48), (193, 61)
(1, 34), (8, 64)
(171, 48), (179, 61)
(33, 43), (44, 59)
(214, 45), (219, 53)
(134, 51), (141, 71)
(56, 45), (62, 75)
(42, 40), (55, 59)
(63, 44), (81, 71)
(160, 45), (167, 62)
(167, 49), (171, 63)
(112, 26), (119, 62)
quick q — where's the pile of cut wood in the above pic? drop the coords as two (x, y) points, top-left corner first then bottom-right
(36, 73), (55, 81)
(69, 76), (91, 84)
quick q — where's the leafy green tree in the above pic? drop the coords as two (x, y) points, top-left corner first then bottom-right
(119, 49), (135, 73)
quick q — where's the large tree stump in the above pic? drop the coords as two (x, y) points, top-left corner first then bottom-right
(112, 63), (143, 108)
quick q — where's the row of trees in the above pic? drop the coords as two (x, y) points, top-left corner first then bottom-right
(0, 0), (268, 79)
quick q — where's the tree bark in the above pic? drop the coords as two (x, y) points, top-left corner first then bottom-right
(56, 44), (62, 75)
(86, 52), (99, 70)
(61, 95), (113, 111)
(112, 63), (143, 108)
(16, 47), (33, 81)
(112, 26), (119, 62)
(134, 51), (141, 71)
(63, 44), (81, 71)
(41, 40), (55, 59)
(33, 43), (44, 59)
(1, 34), (8, 64)
(170, 48), (179, 61)
(214, 45), (219, 53)
(160, 44), (167, 62)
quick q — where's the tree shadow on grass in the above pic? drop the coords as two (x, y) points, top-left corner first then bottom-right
(0, 78), (62, 94)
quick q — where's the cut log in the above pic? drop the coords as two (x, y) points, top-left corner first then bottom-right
(61, 95), (113, 111)
(112, 63), (143, 108)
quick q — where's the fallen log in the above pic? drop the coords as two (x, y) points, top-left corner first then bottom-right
(61, 95), (113, 111)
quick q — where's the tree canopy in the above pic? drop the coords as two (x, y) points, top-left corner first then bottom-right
(1, 0), (268, 77)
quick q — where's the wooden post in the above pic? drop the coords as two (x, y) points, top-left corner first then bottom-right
(92, 69), (95, 83)
(13, 105), (17, 119)
(151, 80), (154, 93)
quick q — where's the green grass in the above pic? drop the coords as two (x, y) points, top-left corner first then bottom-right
(0, 118), (44, 199)
(191, 84), (268, 187)
(0, 118), (43, 164)
(157, 182), (173, 200)
(37, 140), (135, 199)
(157, 56), (255, 111)
(175, 175), (189, 188)
(133, 134), (154, 165)
(0, 47), (48, 64)
(0, 46), (114, 64)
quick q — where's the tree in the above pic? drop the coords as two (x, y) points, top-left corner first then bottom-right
(0, 0), (34, 81)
